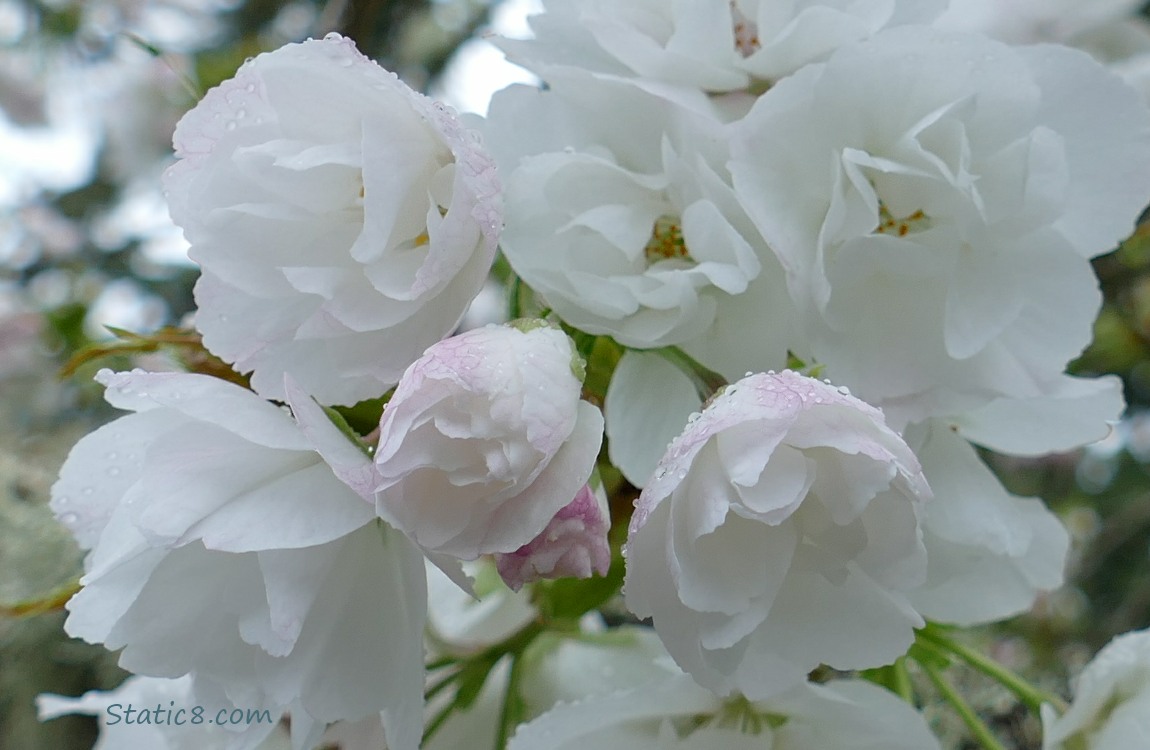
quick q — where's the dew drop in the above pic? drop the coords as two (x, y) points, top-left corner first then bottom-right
(106, 451), (118, 460)
(225, 121), (237, 131)
(107, 467), (121, 477)
(236, 108), (247, 119)
(82, 486), (94, 496)
(245, 83), (255, 93)
(56, 496), (70, 507)
(61, 512), (78, 526)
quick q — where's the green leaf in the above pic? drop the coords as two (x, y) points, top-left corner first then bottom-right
(320, 407), (371, 456)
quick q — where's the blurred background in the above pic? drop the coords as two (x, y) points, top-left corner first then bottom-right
(2, 1), (1150, 748)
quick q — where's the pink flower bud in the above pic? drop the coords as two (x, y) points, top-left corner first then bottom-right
(495, 483), (611, 592)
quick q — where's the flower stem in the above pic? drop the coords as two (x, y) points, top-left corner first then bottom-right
(422, 699), (457, 746)
(508, 276), (523, 320)
(917, 626), (1069, 713)
(919, 659), (1008, 750)
(495, 652), (527, 749)
(425, 668), (464, 703)
(651, 345), (728, 401)
(0, 580), (79, 618)
(892, 657), (914, 703)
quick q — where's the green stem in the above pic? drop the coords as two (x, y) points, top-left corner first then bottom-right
(426, 655), (458, 672)
(651, 345), (728, 401)
(919, 659), (1008, 750)
(422, 698), (457, 746)
(892, 657), (914, 704)
(495, 653), (526, 750)
(425, 668), (463, 703)
(508, 276), (523, 320)
(917, 627), (1068, 713)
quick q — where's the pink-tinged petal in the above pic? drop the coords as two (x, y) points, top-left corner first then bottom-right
(495, 483), (611, 591)
(373, 324), (604, 562)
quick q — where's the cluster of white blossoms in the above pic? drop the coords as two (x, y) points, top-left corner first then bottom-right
(36, 2), (1150, 749)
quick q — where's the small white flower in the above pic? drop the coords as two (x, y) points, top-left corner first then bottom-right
(625, 370), (929, 699)
(487, 70), (795, 362)
(730, 27), (1150, 433)
(512, 646), (941, 750)
(1042, 628), (1150, 749)
(52, 369), (426, 750)
(165, 34), (500, 406)
(500, 0), (945, 95)
(373, 323), (604, 561)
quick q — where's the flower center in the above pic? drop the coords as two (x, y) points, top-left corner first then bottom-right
(731, 2), (760, 58)
(874, 202), (932, 237)
(644, 214), (694, 264)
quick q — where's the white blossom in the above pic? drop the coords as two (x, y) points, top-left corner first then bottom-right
(486, 70), (795, 363)
(499, 0), (946, 95)
(1042, 628), (1150, 749)
(511, 629), (940, 750)
(625, 370), (929, 699)
(51, 369), (426, 750)
(730, 27), (1150, 434)
(373, 323), (604, 561)
(164, 34), (500, 406)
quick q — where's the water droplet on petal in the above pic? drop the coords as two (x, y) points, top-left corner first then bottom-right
(82, 487), (93, 496)
(61, 512), (78, 526)
(107, 467), (121, 477)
